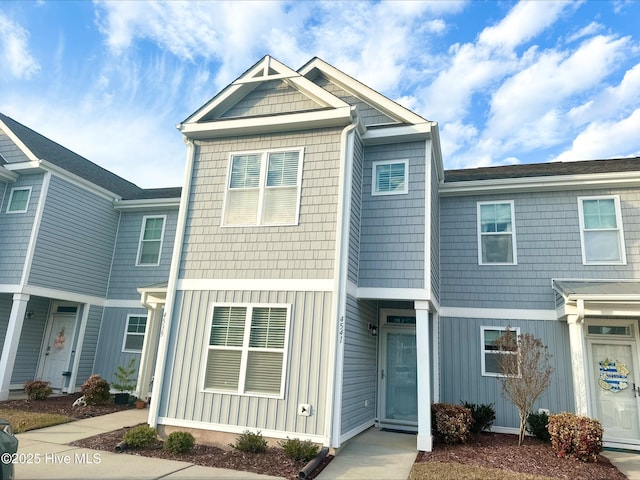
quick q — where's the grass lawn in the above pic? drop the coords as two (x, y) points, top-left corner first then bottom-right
(410, 462), (558, 480)
(0, 408), (73, 433)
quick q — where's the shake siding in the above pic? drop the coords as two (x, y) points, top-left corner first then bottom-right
(220, 80), (321, 118)
(0, 174), (43, 285)
(76, 305), (103, 387)
(179, 128), (342, 280)
(0, 129), (30, 163)
(11, 295), (50, 384)
(430, 154), (440, 303)
(29, 176), (119, 297)
(107, 210), (177, 299)
(439, 316), (574, 429)
(348, 135), (364, 283)
(359, 142), (425, 289)
(440, 187), (640, 309)
(341, 295), (377, 437)
(159, 289), (333, 437)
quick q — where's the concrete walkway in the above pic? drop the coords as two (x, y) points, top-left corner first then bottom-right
(604, 450), (640, 480)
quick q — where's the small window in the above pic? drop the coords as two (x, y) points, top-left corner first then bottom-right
(481, 326), (520, 377)
(123, 315), (147, 352)
(478, 201), (517, 265)
(6, 187), (31, 213)
(203, 304), (289, 397)
(136, 215), (166, 266)
(578, 196), (626, 265)
(372, 160), (408, 196)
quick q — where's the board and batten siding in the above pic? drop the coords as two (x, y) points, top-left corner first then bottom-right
(341, 295), (377, 439)
(29, 176), (119, 297)
(0, 174), (43, 285)
(347, 134), (364, 284)
(430, 153), (440, 303)
(439, 316), (574, 429)
(440, 187), (640, 310)
(107, 210), (177, 300)
(75, 305), (104, 388)
(11, 295), (50, 385)
(158, 289), (333, 438)
(179, 128), (342, 280)
(359, 142), (426, 289)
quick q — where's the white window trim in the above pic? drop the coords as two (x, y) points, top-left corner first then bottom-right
(577, 195), (627, 265)
(221, 147), (304, 227)
(200, 303), (291, 399)
(135, 215), (166, 266)
(481, 326), (520, 377)
(371, 159), (409, 196)
(6, 186), (32, 214)
(477, 200), (517, 265)
(122, 314), (147, 353)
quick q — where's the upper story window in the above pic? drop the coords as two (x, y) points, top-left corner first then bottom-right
(578, 196), (626, 265)
(481, 326), (520, 377)
(122, 315), (147, 352)
(223, 148), (303, 226)
(372, 160), (408, 196)
(136, 215), (166, 266)
(477, 201), (516, 265)
(6, 187), (32, 213)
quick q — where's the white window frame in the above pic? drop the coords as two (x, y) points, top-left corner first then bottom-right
(477, 200), (517, 265)
(135, 215), (166, 266)
(6, 186), (32, 214)
(201, 303), (291, 399)
(371, 159), (409, 196)
(577, 195), (626, 265)
(122, 314), (147, 353)
(481, 326), (520, 377)
(221, 148), (304, 227)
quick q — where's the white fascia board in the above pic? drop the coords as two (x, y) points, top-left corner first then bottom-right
(440, 306), (557, 321)
(114, 198), (180, 210)
(177, 278), (334, 292)
(104, 299), (147, 308)
(361, 123), (433, 145)
(440, 171), (640, 197)
(0, 166), (18, 182)
(356, 287), (431, 301)
(179, 107), (353, 139)
(0, 118), (39, 162)
(21, 284), (107, 306)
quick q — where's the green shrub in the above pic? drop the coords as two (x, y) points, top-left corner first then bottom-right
(431, 403), (473, 444)
(279, 437), (319, 462)
(230, 430), (268, 453)
(24, 380), (53, 400)
(547, 412), (603, 462)
(527, 411), (551, 443)
(462, 402), (495, 434)
(163, 431), (195, 454)
(123, 424), (158, 448)
(112, 358), (137, 394)
(81, 374), (111, 406)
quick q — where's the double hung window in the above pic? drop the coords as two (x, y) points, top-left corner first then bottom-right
(136, 216), (166, 266)
(122, 315), (147, 352)
(6, 187), (31, 213)
(478, 201), (516, 265)
(578, 196), (626, 264)
(481, 326), (520, 377)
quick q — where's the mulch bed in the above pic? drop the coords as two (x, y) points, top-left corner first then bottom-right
(0, 393), (131, 419)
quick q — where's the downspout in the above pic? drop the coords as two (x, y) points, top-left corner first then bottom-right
(325, 111), (358, 448)
(147, 137), (196, 428)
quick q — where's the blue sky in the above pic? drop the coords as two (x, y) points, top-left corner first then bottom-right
(1, 0), (639, 188)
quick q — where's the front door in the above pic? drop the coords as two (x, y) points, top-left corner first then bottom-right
(40, 307), (77, 390)
(588, 340), (640, 443)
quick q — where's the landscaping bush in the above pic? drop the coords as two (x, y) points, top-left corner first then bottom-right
(230, 430), (268, 453)
(279, 437), (319, 462)
(432, 403), (473, 444)
(123, 424), (158, 448)
(547, 412), (603, 462)
(81, 374), (111, 406)
(527, 411), (551, 443)
(24, 380), (52, 400)
(462, 401), (495, 434)
(164, 431), (195, 454)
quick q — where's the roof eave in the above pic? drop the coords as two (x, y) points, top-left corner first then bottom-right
(114, 197), (181, 210)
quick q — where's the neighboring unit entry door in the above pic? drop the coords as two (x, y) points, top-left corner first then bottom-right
(588, 340), (640, 443)
(40, 312), (76, 390)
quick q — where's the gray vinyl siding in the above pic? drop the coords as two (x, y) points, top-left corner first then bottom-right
(0, 294), (12, 358)
(341, 295), (377, 437)
(75, 305), (103, 388)
(159, 289), (333, 438)
(107, 210), (177, 299)
(0, 129), (30, 163)
(440, 187), (640, 309)
(179, 128), (342, 280)
(348, 134), (364, 284)
(439, 316), (574, 429)
(29, 176), (119, 297)
(359, 142), (426, 289)
(93, 307), (146, 384)
(430, 154), (440, 303)
(220, 80), (321, 118)
(0, 174), (43, 285)
(11, 296), (50, 384)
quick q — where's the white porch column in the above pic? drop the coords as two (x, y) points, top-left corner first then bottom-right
(0, 294), (30, 400)
(568, 314), (589, 415)
(136, 304), (163, 401)
(415, 301), (432, 451)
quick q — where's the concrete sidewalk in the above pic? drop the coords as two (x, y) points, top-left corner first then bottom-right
(14, 409), (283, 479)
(604, 450), (640, 480)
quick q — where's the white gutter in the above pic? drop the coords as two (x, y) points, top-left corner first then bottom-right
(114, 198), (181, 210)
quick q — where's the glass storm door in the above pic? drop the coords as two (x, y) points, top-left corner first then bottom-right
(379, 328), (418, 429)
(589, 341), (640, 443)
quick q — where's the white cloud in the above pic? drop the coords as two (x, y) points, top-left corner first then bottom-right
(0, 13), (40, 79)
(565, 21), (603, 43)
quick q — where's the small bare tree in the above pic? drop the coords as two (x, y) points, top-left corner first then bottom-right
(495, 329), (553, 446)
